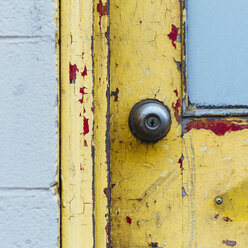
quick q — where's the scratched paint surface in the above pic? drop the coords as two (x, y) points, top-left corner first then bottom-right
(183, 124), (248, 247)
(110, 0), (182, 247)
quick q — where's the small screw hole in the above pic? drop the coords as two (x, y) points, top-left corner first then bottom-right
(215, 197), (223, 205)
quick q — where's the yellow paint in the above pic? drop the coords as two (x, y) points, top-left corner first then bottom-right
(61, 0), (94, 247)
(109, 0), (182, 247)
(93, 0), (110, 247)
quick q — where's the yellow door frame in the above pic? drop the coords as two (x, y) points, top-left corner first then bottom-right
(61, 0), (109, 247)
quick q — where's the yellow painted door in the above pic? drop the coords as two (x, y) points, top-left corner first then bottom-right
(109, 1), (248, 248)
(61, 0), (248, 247)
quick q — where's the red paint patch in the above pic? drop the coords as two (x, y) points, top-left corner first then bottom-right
(185, 119), (248, 136)
(168, 24), (178, 48)
(97, 0), (107, 26)
(174, 89), (178, 97)
(178, 155), (184, 170)
(111, 88), (119, 101)
(214, 214), (219, 219)
(91, 106), (94, 112)
(83, 117), (89, 135)
(79, 87), (87, 104)
(81, 66), (87, 78)
(104, 188), (108, 198)
(69, 64), (79, 84)
(172, 90), (181, 123)
(222, 240), (237, 247)
(126, 216), (132, 225)
(223, 217), (233, 222)
(84, 140), (88, 147)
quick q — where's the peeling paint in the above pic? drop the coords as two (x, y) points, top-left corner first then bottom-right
(69, 63), (79, 84)
(214, 214), (219, 219)
(126, 216), (132, 225)
(178, 154), (184, 170)
(97, 0), (107, 26)
(182, 187), (187, 198)
(172, 90), (181, 123)
(111, 88), (119, 101)
(79, 87), (87, 104)
(83, 117), (89, 135)
(81, 66), (87, 78)
(222, 240), (237, 247)
(149, 242), (159, 247)
(168, 24), (178, 48)
(185, 119), (248, 136)
(223, 217), (232, 222)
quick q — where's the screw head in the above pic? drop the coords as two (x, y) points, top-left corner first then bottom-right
(215, 197), (223, 205)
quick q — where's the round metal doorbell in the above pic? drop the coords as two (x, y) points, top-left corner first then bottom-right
(129, 99), (171, 142)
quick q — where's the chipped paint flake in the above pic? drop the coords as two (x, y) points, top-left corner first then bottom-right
(69, 63), (79, 84)
(79, 87), (87, 104)
(172, 90), (181, 123)
(97, 0), (108, 26)
(126, 216), (132, 225)
(223, 217), (233, 222)
(83, 117), (89, 135)
(168, 24), (178, 48)
(81, 65), (88, 78)
(111, 88), (119, 101)
(222, 240), (237, 247)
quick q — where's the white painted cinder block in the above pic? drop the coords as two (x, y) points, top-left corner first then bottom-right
(0, 0), (58, 247)
(0, 190), (58, 248)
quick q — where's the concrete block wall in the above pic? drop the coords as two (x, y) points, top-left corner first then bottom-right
(0, 0), (58, 247)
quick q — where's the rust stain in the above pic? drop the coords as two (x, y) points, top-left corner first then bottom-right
(168, 24), (178, 48)
(81, 66), (87, 78)
(97, 0), (108, 26)
(172, 89), (181, 123)
(83, 117), (89, 135)
(79, 87), (87, 104)
(111, 88), (119, 101)
(126, 216), (132, 225)
(222, 240), (237, 247)
(185, 119), (248, 136)
(69, 63), (79, 84)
